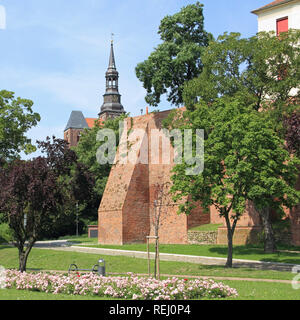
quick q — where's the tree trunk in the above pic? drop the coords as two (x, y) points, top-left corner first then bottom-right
(224, 214), (238, 268)
(17, 239), (35, 272)
(225, 215), (234, 268)
(154, 234), (159, 279)
(259, 207), (276, 253)
(226, 228), (233, 268)
(18, 249), (29, 272)
(155, 237), (160, 280)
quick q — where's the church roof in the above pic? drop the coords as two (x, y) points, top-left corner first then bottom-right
(85, 118), (102, 128)
(252, 0), (296, 14)
(64, 111), (89, 131)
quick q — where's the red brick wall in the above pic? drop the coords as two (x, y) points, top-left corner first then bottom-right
(98, 116), (151, 244)
(188, 202), (210, 229)
(98, 111), (210, 245)
(122, 163), (150, 243)
(64, 128), (82, 147)
(209, 205), (224, 225)
(98, 209), (123, 244)
(149, 204), (189, 244)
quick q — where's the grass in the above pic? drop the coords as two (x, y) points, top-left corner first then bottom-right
(1, 245), (300, 300)
(56, 233), (300, 265)
(0, 246), (297, 281)
(71, 242), (300, 265)
(220, 281), (300, 300)
(189, 224), (222, 232)
(0, 288), (114, 300)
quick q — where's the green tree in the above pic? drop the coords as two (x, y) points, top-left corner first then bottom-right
(135, 2), (212, 107)
(183, 30), (300, 114)
(181, 29), (300, 252)
(166, 98), (300, 266)
(284, 110), (300, 157)
(0, 90), (40, 161)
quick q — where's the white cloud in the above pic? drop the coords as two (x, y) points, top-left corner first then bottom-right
(0, 5), (6, 30)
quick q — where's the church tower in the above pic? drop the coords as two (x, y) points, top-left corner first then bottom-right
(99, 41), (125, 120)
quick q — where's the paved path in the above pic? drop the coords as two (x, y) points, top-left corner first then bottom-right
(34, 240), (300, 272)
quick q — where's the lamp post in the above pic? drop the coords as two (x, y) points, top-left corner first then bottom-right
(76, 203), (79, 237)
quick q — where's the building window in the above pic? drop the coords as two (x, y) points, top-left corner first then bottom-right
(276, 17), (288, 36)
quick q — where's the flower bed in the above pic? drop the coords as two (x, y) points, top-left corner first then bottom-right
(4, 270), (238, 300)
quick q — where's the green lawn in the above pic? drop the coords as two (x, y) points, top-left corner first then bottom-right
(220, 281), (300, 300)
(0, 288), (114, 300)
(0, 246), (297, 281)
(1, 245), (300, 300)
(71, 242), (300, 265)
(189, 224), (222, 232)
(56, 233), (300, 265)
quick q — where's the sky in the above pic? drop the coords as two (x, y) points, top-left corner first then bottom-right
(0, 0), (269, 159)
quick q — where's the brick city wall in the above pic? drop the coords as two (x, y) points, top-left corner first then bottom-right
(98, 110), (300, 246)
(98, 111), (207, 245)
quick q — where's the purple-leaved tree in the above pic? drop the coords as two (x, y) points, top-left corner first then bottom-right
(0, 137), (95, 272)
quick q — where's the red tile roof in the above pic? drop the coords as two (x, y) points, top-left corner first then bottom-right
(85, 118), (102, 128)
(252, 0), (295, 13)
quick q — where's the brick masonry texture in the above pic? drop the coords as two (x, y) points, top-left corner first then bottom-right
(98, 111), (207, 245)
(98, 110), (300, 246)
(64, 128), (82, 148)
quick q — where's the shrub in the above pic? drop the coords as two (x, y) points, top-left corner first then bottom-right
(0, 223), (13, 244)
(5, 270), (238, 300)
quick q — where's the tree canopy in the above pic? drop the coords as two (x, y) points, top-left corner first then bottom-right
(166, 97), (300, 266)
(0, 137), (95, 271)
(135, 2), (212, 107)
(285, 110), (300, 157)
(167, 29), (300, 255)
(183, 30), (300, 115)
(0, 90), (40, 161)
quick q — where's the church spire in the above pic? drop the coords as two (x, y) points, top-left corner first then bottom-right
(99, 39), (125, 120)
(108, 41), (116, 70)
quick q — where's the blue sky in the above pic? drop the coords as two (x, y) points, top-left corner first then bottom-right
(0, 0), (268, 158)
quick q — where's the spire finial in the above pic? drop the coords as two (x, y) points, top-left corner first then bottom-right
(108, 34), (116, 70)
